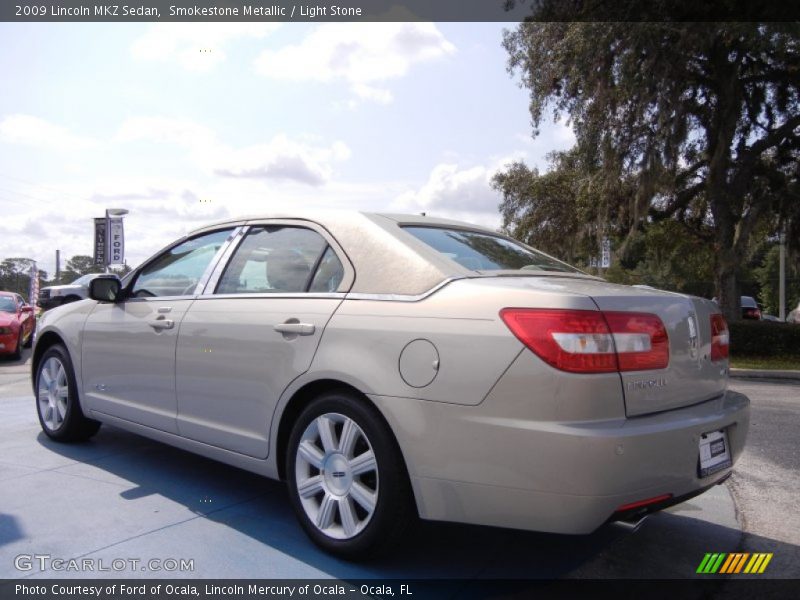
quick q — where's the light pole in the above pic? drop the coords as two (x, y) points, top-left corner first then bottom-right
(779, 228), (786, 321)
(105, 208), (129, 273)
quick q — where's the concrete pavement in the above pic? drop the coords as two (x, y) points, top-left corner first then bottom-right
(0, 350), (795, 581)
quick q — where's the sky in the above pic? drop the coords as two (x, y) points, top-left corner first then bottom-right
(0, 21), (575, 277)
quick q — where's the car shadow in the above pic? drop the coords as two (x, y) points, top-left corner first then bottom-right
(0, 346), (31, 366)
(34, 427), (800, 581)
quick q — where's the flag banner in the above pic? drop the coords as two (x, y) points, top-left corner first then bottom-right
(28, 263), (39, 308)
(108, 218), (125, 265)
(94, 218), (106, 266)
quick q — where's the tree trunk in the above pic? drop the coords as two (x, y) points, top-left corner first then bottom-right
(716, 246), (740, 322)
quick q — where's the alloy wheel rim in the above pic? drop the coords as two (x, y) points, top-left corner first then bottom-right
(295, 412), (379, 540)
(38, 357), (68, 431)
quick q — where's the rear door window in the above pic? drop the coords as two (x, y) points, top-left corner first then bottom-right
(404, 226), (580, 273)
(216, 226), (344, 294)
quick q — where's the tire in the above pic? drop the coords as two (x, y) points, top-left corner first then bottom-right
(10, 331), (22, 360)
(35, 344), (101, 442)
(286, 391), (414, 560)
(23, 323), (34, 348)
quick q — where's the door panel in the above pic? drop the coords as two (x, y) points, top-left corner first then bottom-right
(175, 297), (341, 457)
(82, 299), (194, 432)
(80, 227), (235, 432)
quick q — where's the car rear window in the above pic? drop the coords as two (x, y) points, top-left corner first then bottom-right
(403, 226), (580, 273)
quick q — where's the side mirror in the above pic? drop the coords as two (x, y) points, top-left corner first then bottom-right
(20, 306), (34, 314)
(89, 276), (122, 302)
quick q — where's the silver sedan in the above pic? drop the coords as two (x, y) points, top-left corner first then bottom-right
(32, 213), (749, 559)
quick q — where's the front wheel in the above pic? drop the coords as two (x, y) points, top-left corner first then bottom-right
(286, 392), (414, 559)
(35, 344), (101, 442)
(10, 331), (22, 360)
(23, 323), (34, 348)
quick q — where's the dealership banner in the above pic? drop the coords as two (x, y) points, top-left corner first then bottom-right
(28, 263), (39, 308)
(93, 218), (106, 266)
(107, 217), (125, 266)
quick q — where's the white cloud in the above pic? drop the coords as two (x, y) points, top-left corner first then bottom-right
(254, 22), (455, 103)
(131, 23), (280, 71)
(393, 161), (506, 230)
(116, 116), (215, 147)
(0, 114), (99, 152)
(115, 116), (350, 186)
(213, 135), (351, 186)
(0, 176), (234, 277)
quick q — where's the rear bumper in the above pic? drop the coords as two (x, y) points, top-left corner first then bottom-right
(371, 389), (749, 534)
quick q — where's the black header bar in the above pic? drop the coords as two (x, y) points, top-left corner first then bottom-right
(4, 0), (800, 23)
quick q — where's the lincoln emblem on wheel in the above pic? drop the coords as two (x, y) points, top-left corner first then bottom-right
(31, 212), (749, 559)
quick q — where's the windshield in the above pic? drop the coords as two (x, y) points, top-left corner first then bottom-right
(0, 297), (16, 312)
(404, 226), (581, 273)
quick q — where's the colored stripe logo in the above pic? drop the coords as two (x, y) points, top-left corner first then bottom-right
(696, 553), (773, 574)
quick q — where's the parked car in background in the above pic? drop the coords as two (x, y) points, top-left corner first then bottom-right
(0, 291), (35, 359)
(787, 301), (800, 324)
(38, 273), (104, 311)
(32, 212), (750, 559)
(740, 296), (762, 320)
(761, 314), (782, 323)
(712, 295), (763, 320)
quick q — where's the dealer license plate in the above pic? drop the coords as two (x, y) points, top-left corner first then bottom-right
(698, 429), (732, 477)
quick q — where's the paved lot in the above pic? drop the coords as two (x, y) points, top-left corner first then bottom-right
(0, 348), (797, 581)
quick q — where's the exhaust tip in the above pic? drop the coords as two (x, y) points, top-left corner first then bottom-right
(613, 514), (649, 533)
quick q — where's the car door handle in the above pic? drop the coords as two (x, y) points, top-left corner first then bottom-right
(274, 322), (315, 336)
(148, 318), (175, 330)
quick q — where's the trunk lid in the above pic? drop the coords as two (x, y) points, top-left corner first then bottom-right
(485, 275), (728, 417)
(537, 278), (727, 416)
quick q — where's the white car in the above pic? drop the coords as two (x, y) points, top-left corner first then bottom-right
(38, 273), (105, 311)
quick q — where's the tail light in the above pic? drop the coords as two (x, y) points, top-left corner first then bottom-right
(710, 314), (729, 361)
(499, 308), (669, 374)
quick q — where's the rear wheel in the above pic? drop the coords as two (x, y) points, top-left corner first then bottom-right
(35, 344), (101, 442)
(286, 391), (414, 559)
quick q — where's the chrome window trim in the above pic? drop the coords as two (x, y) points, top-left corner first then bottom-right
(124, 226), (240, 302)
(344, 277), (461, 302)
(122, 295), (202, 304)
(193, 226), (245, 295)
(200, 226), (249, 295)
(241, 219), (355, 293)
(202, 220), (354, 296)
(194, 292), (348, 301)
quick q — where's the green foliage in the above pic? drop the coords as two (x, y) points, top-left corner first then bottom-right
(729, 321), (800, 358)
(499, 18), (800, 320)
(603, 221), (717, 298)
(753, 245), (800, 316)
(60, 255), (104, 284)
(0, 257), (41, 299)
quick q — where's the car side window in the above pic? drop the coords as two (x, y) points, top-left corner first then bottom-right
(132, 229), (233, 298)
(308, 247), (345, 293)
(216, 226), (337, 294)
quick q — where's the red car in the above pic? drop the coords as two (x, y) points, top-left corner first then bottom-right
(0, 291), (35, 359)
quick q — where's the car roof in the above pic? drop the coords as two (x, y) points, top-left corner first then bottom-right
(186, 212), (497, 296)
(0, 291), (17, 297)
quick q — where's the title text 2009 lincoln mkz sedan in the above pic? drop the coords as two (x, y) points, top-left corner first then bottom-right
(32, 213), (749, 558)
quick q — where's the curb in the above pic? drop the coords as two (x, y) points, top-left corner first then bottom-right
(730, 368), (800, 381)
